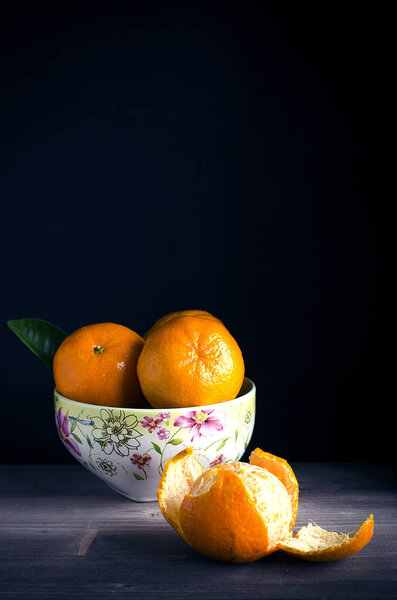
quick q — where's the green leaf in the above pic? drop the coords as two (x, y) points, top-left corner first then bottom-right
(216, 438), (229, 451)
(169, 438), (183, 445)
(7, 318), (67, 370)
(152, 442), (161, 454)
(235, 428), (239, 442)
(133, 472), (144, 480)
(71, 420), (77, 432)
(86, 435), (92, 448)
(71, 433), (83, 444)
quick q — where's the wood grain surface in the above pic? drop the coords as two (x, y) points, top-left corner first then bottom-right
(0, 462), (396, 600)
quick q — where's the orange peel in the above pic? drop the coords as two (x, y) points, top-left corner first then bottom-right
(157, 447), (374, 564)
(279, 514), (374, 562)
(249, 447), (299, 530)
(180, 463), (291, 563)
(157, 447), (203, 538)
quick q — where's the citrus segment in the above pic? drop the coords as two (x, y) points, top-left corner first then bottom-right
(144, 310), (221, 339)
(278, 514), (374, 561)
(137, 316), (245, 409)
(157, 447), (204, 538)
(249, 448), (299, 530)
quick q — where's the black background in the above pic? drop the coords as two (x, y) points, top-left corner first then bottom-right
(0, 2), (391, 464)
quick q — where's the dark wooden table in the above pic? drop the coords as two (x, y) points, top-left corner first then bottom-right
(0, 462), (396, 600)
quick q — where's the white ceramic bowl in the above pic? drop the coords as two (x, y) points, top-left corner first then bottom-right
(54, 377), (255, 501)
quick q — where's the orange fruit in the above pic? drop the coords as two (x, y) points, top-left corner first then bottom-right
(137, 316), (244, 409)
(54, 322), (145, 407)
(157, 447), (374, 564)
(158, 448), (293, 562)
(144, 309), (221, 339)
(180, 462), (292, 562)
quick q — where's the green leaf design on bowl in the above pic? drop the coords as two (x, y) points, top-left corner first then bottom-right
(152, 442), (161, 454)
(216, 438), (229, 451)
(168, 438), (183, 445)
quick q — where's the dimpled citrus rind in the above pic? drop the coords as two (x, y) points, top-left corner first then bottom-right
(54, 322), (145, 407)
(137, 316), (245, 409)
(144, 310), (222, 339)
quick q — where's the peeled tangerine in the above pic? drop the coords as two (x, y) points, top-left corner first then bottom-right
(157, 447), (374, 564)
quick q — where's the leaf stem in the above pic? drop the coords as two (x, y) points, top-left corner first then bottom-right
(204, 436), (230, 452)
(159, 427), (182, 474)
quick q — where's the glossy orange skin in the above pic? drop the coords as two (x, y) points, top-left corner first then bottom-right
(54, 323), (145, 407)
(180, 469), (271, 563)
(137, 316), (245, 409)
(144, 309), (221, 339)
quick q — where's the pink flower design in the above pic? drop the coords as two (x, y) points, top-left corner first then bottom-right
(56, 408), (81, 456)
(157, 428), (170, 440)
(157, 411), (171, 420)
(209, 454), (226, 468)
(140, 415), (163, 433)
(174, 409), (226, 441)
(130, 453), (152, 470)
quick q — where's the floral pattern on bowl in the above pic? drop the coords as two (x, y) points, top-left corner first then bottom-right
(54, 378), (255, 502)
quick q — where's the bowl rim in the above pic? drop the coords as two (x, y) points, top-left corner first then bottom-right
(54, 377), (255, 413)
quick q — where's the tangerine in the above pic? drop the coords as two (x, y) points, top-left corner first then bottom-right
(180, 462), (292, 562)
(137, 316), (244, 409)
(54, 322), (145, 407)
(158, 447), (374, 563)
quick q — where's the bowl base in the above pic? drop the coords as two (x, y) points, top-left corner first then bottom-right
(106, 482), (157, 503)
